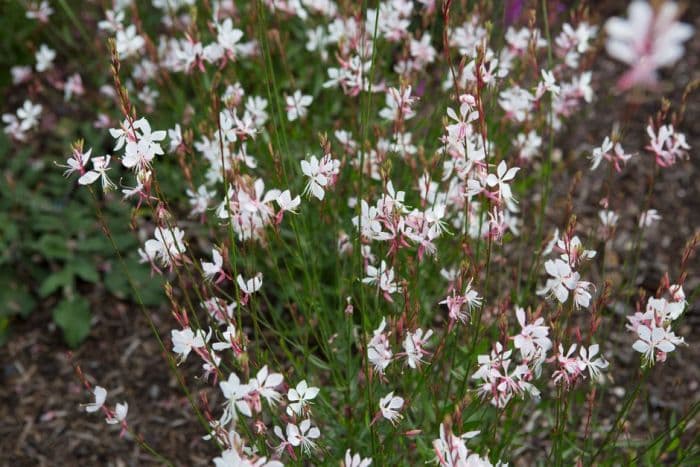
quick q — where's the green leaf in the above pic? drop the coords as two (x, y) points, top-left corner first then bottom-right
(0, 318), (9, 345)
(0, 213), (19, 245)
(70, 258), (99, 283)
(111, 232), (136, 250)
(667, 437), (680, 452)
(105, 257), (164, 306)
(308, 354), (331, 371)
(39, 268), (75, 297)
(77, 236), (110, 253)
(0, 276), (36, 318)
(52, 296), (91, 348)
(35, 234), (72, 260)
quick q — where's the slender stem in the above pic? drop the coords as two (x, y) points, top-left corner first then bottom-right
(591, 369), (649, 462)
(88, 189), (219, 451)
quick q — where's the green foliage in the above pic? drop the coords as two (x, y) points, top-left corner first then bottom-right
(0, 129), (162, 346)
(105, 256), (165, 307)
(0, 4), (178, 346)
(52, 295), (91, 348)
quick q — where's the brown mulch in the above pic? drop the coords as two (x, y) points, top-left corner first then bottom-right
(0, 302), (217, 467)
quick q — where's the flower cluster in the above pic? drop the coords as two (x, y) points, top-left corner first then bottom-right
(432, 424), (495, 466)
(3, 100), (42, 141)
(627, 287), (687, 366)
(82, 385), (129, 438)
(538, 231), (596, 310)
(472, 339), (541, 408)
(589, 135), (634, 172)
(367, 317), (434, 374)
(439, 279), (483, 326)
(474, 310), (557, 408)
(141, 227), (187, 270)
(301, 153), (341, 201)
(551, 343), (609, 389)
(646, 123), (691, 168)
(216, 179), (286, 241)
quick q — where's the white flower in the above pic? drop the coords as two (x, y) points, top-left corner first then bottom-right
(512, 307), (551, 362)
(639, 209), (661, 228)
(213, 448), (254, 467)
(410, 34), (436, 67)
(106, 402), (128, 424)
(187, 185), (215, 218)
(217, 18), (244, 56)
(306, 25), (329, 57)
(144, 227), (187, 267)
(85, 386), (107, 413)
(58, 146), (90, 177)
(237, 273), (263, 295)
(432, 423), (487, 466)
(11, 66), (32, 85)
(539, 69), (560, 95)
(605, 1), (693, 89)
(286, 379), (320, 416)
(352, 200), (391, 242)
(108, 118), (130, 151)
(538, 259), (578, 303)
(363, 261), (401, 300)
(167, 123), (183, 152)
(201, 248), (223, 281)
(590, 136), (613, 170)
(485, 160), (519, 203)
(171, 327), (209, 364)
(647, 297), (684, 322)
(78, 155), (116, 191)
(646, 124), (690, 167)
(599, 210), (619, 228)
(514, 130), (542, 161)
(343, 449), (372, 467)
(250, 365), (284, 406)
(557, 235), (597, 266)
(578, 344), (609, 381)
(286, 419), (320, 454)
(98, 9), (124, 32)
(439, 280), (483, 324)
(116, 25), (145, 59)
(301, 156), (327, 200)
(137, 85), (158, 109)
(368, 318), (393, 374)
(403, 328), (433, 369)
(379, 392), (404, 425)
(499, 85), (534, 122)
(17, 100), (42, 131)
(220, 373), (253, 423)
(379, 86), (417, 121)
(669, 284), (686, 304)
(301, 154), (340, 200)
(35, 44), (55, 72)
(632, 325), (684, 363)
(573, 280), (594, 310)
(276, 190), (301, 213)
(212, 324), (238, 351)
(26, 1), (53, 22)
(63, 73), (84, 101)
(122, 118), (167, 170)
(285, 90), (313, 121)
